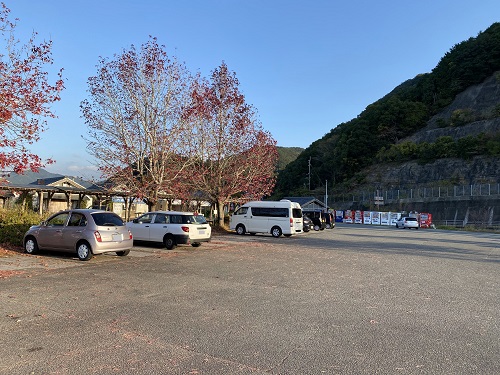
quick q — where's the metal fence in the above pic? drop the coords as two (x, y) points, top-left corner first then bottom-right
(432, 219), (500, 228)
(333, 183), (500, 204)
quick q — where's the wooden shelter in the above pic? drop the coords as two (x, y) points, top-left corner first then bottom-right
(0, 170), (121, 215)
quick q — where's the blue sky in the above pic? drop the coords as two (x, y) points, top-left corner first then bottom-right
(9, 0), (500, 178)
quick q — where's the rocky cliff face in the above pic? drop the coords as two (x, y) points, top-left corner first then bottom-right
(363, 156), (500, 188)
(362, 72), (500, 189)
(406, 118), (500, 144)
(424, 71), (500, 132)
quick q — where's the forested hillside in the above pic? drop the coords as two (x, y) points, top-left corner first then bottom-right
(274, 22), (500, 198)
(277, 147), (304, 171)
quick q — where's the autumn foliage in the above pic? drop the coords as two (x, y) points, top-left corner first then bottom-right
(81, 37), (195, 210)
(185, 63), (278, 225)
(82, 39), (278, 222)
(0, 3), (64, 174)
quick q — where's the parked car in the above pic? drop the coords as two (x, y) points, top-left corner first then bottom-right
(311, 216), (325, 231)
(230, 200), (303, 237)
(325, 221), (336, 229)
(127, 211), (211, 249)
(303, 214), (313, 232)
(325, 212), (335, 229)
(395, 216), (419, 229)
(23, 209), (133, 261)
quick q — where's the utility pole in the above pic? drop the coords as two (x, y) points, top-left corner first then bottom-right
(325, 180), (328, 208)
(308, 157), (311, 190)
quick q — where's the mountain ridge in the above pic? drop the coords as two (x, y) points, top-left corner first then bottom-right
(274, 22), (500, 198)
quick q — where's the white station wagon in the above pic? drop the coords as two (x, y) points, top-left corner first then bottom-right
(127, 211), (211, 249)
(395, 216), (419, 229)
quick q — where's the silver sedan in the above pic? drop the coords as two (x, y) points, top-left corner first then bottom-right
(23, 209), (133, 260)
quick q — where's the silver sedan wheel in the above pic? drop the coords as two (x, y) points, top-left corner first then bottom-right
(77, 242), (92, 261)
(25, 238), (37, 254)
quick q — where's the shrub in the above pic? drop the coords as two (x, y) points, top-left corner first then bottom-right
(435, 118), (448, 128)
(450, 109), (475, 127)
(0, 208), (46, 247)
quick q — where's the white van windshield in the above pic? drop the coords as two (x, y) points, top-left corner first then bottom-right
(234, 207), (248, 215)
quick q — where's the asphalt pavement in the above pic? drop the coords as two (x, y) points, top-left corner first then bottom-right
(1, 224), (499, 374)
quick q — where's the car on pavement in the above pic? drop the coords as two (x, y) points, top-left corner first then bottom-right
(23, 209), (133, 261)
(308, 215), (325, 231)
(230, 200), (303, 237)
(395, 216), (419, 229)
(325, 212), (336, 229)
(127, 211), (211, 250)
(303, 214), (313, 232)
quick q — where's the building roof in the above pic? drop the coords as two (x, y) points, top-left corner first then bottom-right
(0, 169), (105, 194)
(283, 196), (328, 211)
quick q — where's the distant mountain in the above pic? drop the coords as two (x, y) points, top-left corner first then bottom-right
(277, 147), (304, 171)
(274, 22), (500, 198)
(2, 169), (63, 186)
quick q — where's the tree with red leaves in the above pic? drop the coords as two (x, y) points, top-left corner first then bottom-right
(0, 3), (64, 175)
(186, 62), (278, 226)
(81, 37), (195, 210)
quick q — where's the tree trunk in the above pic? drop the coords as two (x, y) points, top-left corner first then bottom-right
(148, 199), (156, 212)
(217, 200), (225, 227)
(127, 197), (134, 221)
(123, 197), (129, 221)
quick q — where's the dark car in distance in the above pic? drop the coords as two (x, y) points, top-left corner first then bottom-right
(303, 215), (313, 232)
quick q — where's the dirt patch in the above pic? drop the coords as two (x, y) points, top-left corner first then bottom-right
(0, 243), (25, 257)
(0, 243), (30, 278)
(0, 269), (26, 279)
(0, 242), (80, 278)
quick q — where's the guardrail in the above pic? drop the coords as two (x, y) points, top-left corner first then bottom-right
(433, 220), (465, 227)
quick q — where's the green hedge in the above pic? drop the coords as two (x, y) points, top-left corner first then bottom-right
(0, 208), (46, 247)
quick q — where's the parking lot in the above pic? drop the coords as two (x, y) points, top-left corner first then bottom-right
(1, 224), (499, 374)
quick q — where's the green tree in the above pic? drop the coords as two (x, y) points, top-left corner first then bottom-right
(433, 136), (456, 158)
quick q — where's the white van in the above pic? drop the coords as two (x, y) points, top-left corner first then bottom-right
(229, 200), (303, 237)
